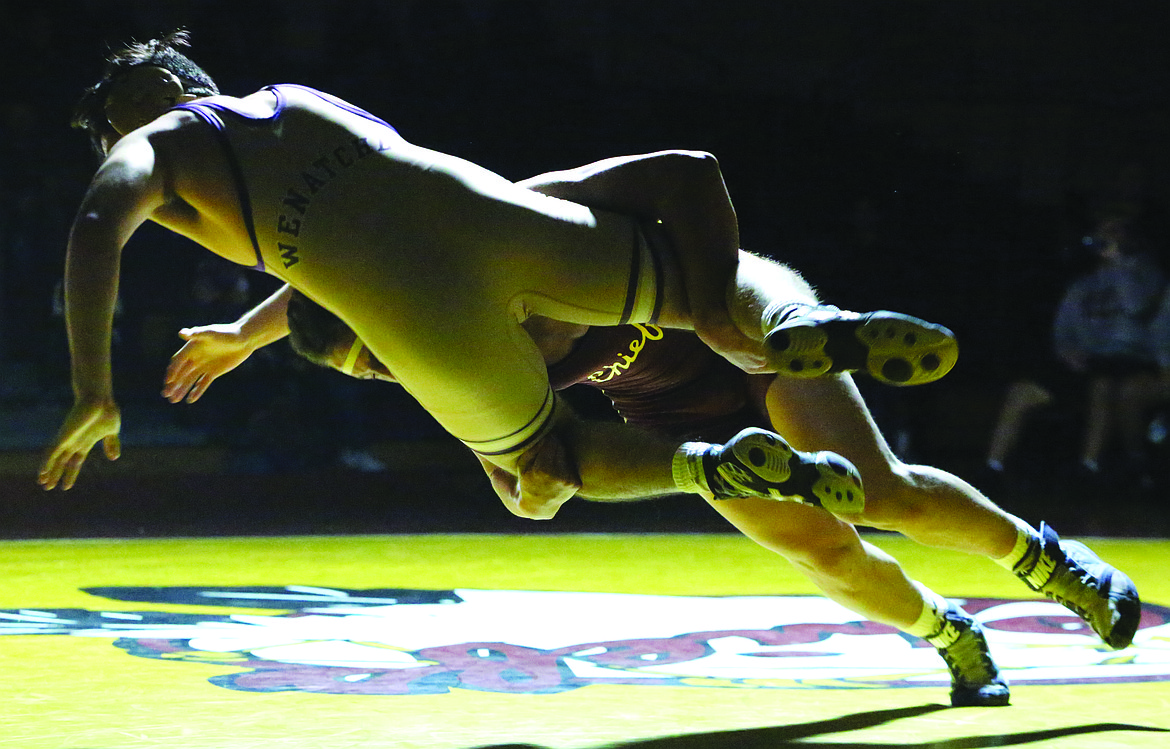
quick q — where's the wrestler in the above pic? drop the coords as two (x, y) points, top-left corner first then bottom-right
(43, 31), (901, 514)
(164, 267), (1141, 708)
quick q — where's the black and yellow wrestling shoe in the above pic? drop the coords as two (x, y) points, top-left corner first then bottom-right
(926, 602), (1011, 707)
(700, 427), (865, 515)
(763, 303), (959, 386)
(1015, 522), (1142, 650)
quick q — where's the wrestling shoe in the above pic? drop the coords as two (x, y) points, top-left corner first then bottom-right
(927, 602), (1011, 707)
(763, 303), (958, 386)
(1014, 522), (1141, 650)
(701, 427), (864, 514)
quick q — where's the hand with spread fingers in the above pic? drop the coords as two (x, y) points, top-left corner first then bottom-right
(163, 324), (255, 404)
(39, 399), (121, 491)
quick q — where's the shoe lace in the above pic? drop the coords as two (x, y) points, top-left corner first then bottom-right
(1041, 551), (1100, 622)
(938, 619), (997, 686)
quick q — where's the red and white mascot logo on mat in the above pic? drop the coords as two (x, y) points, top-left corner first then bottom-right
(3, 587), (1167, 695)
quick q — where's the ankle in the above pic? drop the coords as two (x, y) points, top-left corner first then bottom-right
(905, 582), (952, 640)
(993, 520), (1040, 574)
(759, 300), (807, 336)
(671, 442), (713, 496)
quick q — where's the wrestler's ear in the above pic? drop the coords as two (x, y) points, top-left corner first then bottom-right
(104, 65), (196, 136)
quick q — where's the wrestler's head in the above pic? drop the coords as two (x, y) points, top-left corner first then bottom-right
(287, 289), (396, 382)
(72, 29), (219, 156)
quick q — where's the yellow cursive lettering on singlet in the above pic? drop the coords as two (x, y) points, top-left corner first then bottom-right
(586, 324), (664, 383)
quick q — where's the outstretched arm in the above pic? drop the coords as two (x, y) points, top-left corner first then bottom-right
(40, 134), (166, 490)
(163, 284), (293, 403)
(518, 150), (764, 372)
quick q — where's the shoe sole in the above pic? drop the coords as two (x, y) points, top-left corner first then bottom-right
(939, 615), (1012, 707)
(720, 428), (865, 514)
(951, 681), (1011, 707)
(765, 310), (959, 386)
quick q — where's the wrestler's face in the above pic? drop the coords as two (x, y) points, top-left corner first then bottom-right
(328, 333), (397, 383)
(97, 66), (199, 157)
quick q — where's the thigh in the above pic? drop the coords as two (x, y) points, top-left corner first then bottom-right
(514, 213), (689, 330)
(346, 296), (556, 469)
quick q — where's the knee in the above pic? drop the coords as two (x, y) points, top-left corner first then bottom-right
(691, 151), (723, 182)
(782, 530), (868, 582)
(844, 460), (929, 530)
(1004, 380), (1053, 412)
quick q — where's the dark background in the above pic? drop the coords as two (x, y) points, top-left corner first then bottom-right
(1, 0), (1168, 538)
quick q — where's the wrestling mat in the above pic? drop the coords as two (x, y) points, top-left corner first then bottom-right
(2, 533), (1168, 748)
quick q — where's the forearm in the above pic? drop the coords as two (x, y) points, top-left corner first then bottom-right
(235, 283), (293, 351)
(559, 416), (680, 501)
(490, 401), (684, 519)
(521, 153), (740, 309)
(64, 222), (122, 401)
(64, 134), (168, 402)
(522, 151), (750, 369)
(644, 154), (740, 327)
(162, 286), (288, 404)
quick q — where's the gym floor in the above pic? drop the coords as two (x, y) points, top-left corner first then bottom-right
(2, 532), (1167, 749)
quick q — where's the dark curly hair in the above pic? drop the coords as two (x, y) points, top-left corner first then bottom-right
(286, 289), (354, 368)
(72, 29), (220, 154)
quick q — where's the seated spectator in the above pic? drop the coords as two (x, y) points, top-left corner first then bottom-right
(985, 214), (1165, 479)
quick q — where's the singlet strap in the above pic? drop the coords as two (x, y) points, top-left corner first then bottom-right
(169, 102), (266, 272)
(266, 84), (400, 133)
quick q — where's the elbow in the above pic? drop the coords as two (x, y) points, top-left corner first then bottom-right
(647, 151), (726, 208)
(658, 150), (721, 177)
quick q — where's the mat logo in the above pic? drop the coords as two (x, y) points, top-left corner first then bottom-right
(3, 587), (1168, 695)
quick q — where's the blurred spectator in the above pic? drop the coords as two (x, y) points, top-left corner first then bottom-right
(984, 214), (1165, 481)
(1150, 287), (1170, 385)
(1117, 285), (1170, 485)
